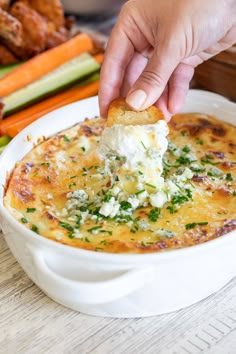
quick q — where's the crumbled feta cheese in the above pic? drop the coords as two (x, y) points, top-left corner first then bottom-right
(74, 229), (83, 239)
(112, 186), (121, 196)
(154, 229), (175, 239)
(138, 220), (150, 230)
(67, 189), (88, 201)
(80, 211), (90, 223)
(47, 193), (53, 200)
(149, 190), (168, 208)
(127, 196), (139, 210)
(99, 197), (120, 218)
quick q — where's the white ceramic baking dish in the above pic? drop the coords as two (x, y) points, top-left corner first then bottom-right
(0, 90), (235, 318)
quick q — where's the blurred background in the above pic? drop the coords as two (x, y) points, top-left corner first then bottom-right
(61, 0), (126, 16)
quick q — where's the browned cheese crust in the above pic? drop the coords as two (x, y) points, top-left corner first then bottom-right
(4, 113), (236, 253)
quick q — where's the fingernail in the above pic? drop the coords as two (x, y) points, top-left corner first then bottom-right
(126, 90), (147, 110)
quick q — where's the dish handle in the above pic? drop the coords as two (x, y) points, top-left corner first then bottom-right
(28, 246), (155, 305)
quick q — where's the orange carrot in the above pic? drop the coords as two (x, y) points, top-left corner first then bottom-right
(0, 33), (94, 97)
(4, 80), (99, 138)
(93, 53), (104, 65)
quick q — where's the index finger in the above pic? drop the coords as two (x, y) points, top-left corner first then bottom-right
(98, 23), (134, 117)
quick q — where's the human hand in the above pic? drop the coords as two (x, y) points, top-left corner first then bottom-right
(99, 0), (236, 119)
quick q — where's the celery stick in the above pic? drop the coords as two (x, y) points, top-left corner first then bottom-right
(0, 135), (11, 147)
(3, 53), (100, 117)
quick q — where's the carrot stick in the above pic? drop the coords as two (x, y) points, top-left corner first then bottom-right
(4, 80), (99, 138)
(94, 53), (104, 65)
(0, 72), (99, 135)
(0, 33), (94, 97)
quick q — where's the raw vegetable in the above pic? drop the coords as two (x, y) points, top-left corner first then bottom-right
(4, 78), (100, 137)
(93, 53), (104, 65)
(0, 62), (22, 79)
(0, 33), (94, 97)
(0, 134), (11, 146)
(0, 135), (11, 154)
(2, 53), (100, 117)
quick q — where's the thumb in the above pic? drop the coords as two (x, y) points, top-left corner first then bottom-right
(126, 42), (181, 111)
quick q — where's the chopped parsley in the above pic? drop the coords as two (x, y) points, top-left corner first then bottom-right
(21, 217), (28, 223)
(130, 225), (139, 233)
(81, 146), (86, 152)
(46, 175), (51, 183)
(100, 230), (113, 235)
(201, 154), (220, 166)
(68, 232), (75, 239)
(148, 208), (160, 222)
(103, 193), (112, 202)
(87, 226), (102, 233)
(26, 208), (36, 213)
(41, 162), (50, 166)
(135, 189), (145, 195)
(190, 166), (206, 173)
(145, 183), (156, 189)
(166, 205), (177, 214)
(120, 201), (132, 210)
(63, 135), (70, 142)
(182, 145), (191, 153)
(59, 221), (74, 232)
(185, 222), (208, 230)
(31, 224), (39, 233)
(141, 141), (147, 150)
(196, 137), (203, 145)
(176, 156), (193, 165)
(226, 173), (233, 181)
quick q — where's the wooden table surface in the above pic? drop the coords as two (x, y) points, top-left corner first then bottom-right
(1, 230), (236, 354)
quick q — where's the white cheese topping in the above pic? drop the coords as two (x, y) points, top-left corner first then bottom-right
(99, 121), (169, 186)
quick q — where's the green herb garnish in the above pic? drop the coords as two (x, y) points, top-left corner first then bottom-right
(226, 173), (233, 181)
(31, 224), (39, 233)
(196, 137), (203, 145)
(182, 146), (190, 153)
(120, 201), (132, 210)
(63, 135), (70, 142)
(145, 183), (156, 189)
(59, 222), (74, 232)
(135, 189), (145, 195)
(141, 141), (147, 150)
(185, 222), (208, 230)
(87, 226), (102, 233)
(26, 208), (36, 213)
(68, 182), (76, 189)
(148, 208), (160, 222)
(41, 162), (50, 166)
(21, 217), (28, 223)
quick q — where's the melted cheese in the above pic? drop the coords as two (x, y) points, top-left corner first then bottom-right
(4, 114), (236, 254)
(99, 121), (168, 183)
